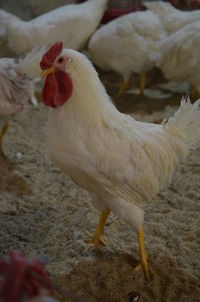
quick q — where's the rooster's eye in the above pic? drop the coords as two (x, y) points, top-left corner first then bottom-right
(58, 57), (64, 63)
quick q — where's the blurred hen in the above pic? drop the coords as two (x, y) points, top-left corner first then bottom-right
(145, 1), (200, 34)
(0, 0), (108, 56)
(152, 21), (200, 97)
(0, 48), (43, 154)
(88, 8), (166, 96)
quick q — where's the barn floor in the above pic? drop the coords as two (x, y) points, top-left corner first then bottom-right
(0, 70), (200, 302)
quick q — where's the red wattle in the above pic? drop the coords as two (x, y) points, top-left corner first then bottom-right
(42, 70), (73, 108)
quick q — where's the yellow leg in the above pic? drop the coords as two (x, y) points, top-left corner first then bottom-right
(85, 208), (111, 247)
(137, 224), (150, 279)
(0, 122), (9, 146)
(117, 79), (129, 97)
(140, 73), (146, 95)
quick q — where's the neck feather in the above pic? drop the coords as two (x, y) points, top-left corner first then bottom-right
(61, 56), (119, 124)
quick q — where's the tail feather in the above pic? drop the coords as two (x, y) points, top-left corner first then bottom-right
(165, 97), (200, 148)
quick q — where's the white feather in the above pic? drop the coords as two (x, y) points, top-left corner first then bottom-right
(166, 96), (200, 148)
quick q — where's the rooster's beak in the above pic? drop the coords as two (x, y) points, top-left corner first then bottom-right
(40, 67), (55, 79)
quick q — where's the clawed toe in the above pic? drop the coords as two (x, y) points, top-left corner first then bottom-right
(134, 261), (150, 280)
(84, 228), (107, 248)
(85, 236), (107, 249)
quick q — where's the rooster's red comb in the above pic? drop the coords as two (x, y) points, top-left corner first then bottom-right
(40, 41), (63, 70)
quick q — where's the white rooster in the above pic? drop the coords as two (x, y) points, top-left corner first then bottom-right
(152, 21), (200, 97)
(0, 0), (108, 56)
(0, 48), (43, 153)
(145, 1), (200, 34)
(40, 42), (200, 279)
(88, 9), (166, 96)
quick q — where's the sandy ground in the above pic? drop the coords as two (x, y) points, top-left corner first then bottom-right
(0, 70), (200, 302)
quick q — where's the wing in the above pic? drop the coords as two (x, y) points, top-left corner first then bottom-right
(82, 116), (178, 208)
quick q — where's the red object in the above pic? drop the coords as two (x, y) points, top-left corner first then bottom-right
(75, 0), (147, 23)
(40, 41), (63, 70)
(161, 0), (179, 7)
(169, 0), (179, 6)
(42, 69), (73, 108)
(102, 4), (146, 23)
(190, 0), (200, 8)
(0, 250), (54, 302)
(102, 8), (135, 23)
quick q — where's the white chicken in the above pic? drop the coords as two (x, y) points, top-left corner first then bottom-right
(145, 1), (200, 34)
(152, 20), (200, 96)
(0, 0), (108, 56)
(40, 42), (200, 279)
(0, 48), (43, 152)
(88, 8), (166, 96)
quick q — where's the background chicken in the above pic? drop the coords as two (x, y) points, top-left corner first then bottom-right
(0, 0), (74, 20)
(0, 0), (108, 56)
(40, 42), (200, 279)
(88, 8), (166, 96)
(152, 21), (200, 97)
(0, 48), (43, 154)
(145, 1), (200, 34)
